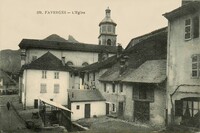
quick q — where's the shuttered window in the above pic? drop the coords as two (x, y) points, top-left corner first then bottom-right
(40, 84), (47, 93)
(54, 84), (59, 93)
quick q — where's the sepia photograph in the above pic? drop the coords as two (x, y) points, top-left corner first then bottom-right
(0, 0), (200, 132)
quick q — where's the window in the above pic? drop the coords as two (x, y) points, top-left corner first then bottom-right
(102, 25), (106, 32)
(40, 84), (47, 93)
(185, 17), (199, 40)
(139, 89), (147, 99)
(82, 62), (89, 67)
(104, 83), (107, 92)
(54, 72), (59, 79)
(192, 55), (200, 78)
(32, 56), (37, 61)
(120, 84), (123, 93)
(67, 61), (73, 66)
(185, 19), (191, 40)
(107, 39), (111, 46)
(42, 71), (47, 79)
(112, 103), (115, 112)
(54, 84), (59, 93)
(108, 25), (111, 32)
(76, 105), (80, 110)
(112, 84), (115, 93)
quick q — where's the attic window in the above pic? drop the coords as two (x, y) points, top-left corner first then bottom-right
(67, 61), (73, 66)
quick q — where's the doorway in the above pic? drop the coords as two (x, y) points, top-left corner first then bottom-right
(85, 104), (91, 118)
(34, 99), (38, 109)
(134, 101), (150, 122)
(118, 102), (124, 116)
(106, 103), (109, 115)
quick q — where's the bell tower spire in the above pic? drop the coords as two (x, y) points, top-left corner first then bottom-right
(98, 7), (117, 46)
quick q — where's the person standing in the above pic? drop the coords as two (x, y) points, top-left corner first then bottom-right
(6, 102), (10, 111)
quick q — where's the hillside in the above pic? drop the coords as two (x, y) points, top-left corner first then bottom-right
(0, 49), (21, 73)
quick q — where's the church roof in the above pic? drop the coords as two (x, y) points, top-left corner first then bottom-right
(79, 55), (117, 72)
(19, 39), (117, 53)
(22, 52), (73, 72)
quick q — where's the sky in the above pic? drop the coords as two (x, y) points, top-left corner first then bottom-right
(0, 0), (181, 50)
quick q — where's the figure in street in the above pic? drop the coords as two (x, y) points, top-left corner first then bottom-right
(6, 101), (10, 111)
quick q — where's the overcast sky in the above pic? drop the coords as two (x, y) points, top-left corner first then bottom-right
(0, 0), (181, 50)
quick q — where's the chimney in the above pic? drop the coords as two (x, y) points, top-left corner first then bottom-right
(117, 43), (123, 57)
(120, 55), (129, 74)
(61, 57), (65, 66)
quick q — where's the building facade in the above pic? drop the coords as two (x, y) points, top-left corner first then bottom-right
(21, 52), (73, 109)
(164, 1), (200, 128)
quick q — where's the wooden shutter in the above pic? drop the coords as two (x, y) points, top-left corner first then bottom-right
(132, 87), (139, 100)
(175, 100), (183, 116)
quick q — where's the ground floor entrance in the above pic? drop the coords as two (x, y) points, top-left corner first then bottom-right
(177, 97), (200, 128)
(85, 104), (91, 118)
(134, 101), (150, 122)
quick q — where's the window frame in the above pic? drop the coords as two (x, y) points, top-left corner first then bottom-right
(185, 18), (192, 40)
(54, 72), (59, 79)
(54, 84), (60, 93)
(40, 84), (47, 93)
(192, 54), (200, 78)
(42, 71), (47, 79)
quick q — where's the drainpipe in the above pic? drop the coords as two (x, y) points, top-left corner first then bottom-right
(24, 70), (28, 110)
(170, 84), (200, 124)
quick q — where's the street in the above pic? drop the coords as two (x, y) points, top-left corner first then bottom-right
(0, 95), (25, 132)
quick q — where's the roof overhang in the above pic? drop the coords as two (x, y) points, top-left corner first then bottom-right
(39, 97), (73, 113)
(163, 2), (200, 20)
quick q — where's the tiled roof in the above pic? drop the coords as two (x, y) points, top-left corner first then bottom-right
(68, 89), (106, 102)
(163, 1), (200, 20)
(79, 55), (117, 72)
(22, 52), (73, 72)
(98, 64), (120, 82)
(19, 39), (117, 53)
(122, 60), (166, 83)
(125, 27), (167, 50)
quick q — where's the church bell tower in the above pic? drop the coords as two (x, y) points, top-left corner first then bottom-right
(98, 7), (117, 46)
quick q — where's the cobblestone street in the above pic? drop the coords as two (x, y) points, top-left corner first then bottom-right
(0, 95), (26, 132)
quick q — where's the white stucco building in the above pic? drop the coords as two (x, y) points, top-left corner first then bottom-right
(21, 52), (73, 109)
(68, 89), (106, 121)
